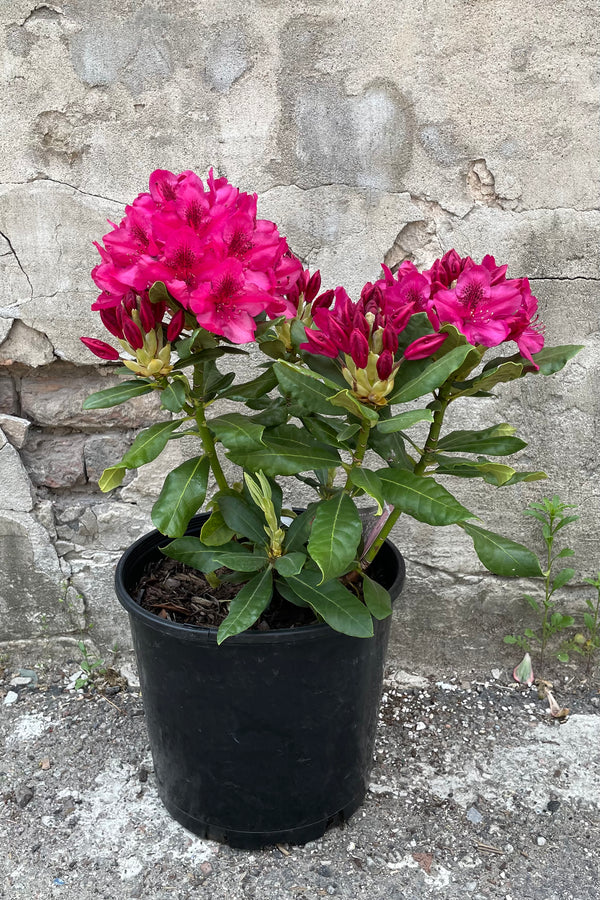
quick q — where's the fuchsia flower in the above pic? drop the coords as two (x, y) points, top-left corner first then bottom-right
(88, 169), (303, 345)
(367, 250), (544, 364)
(300, 284), (405, 406)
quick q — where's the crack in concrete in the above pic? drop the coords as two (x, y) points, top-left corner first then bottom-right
(0, 178), (124, 207)
(530, 276), (600, 283)
(0, 229), (33, 299)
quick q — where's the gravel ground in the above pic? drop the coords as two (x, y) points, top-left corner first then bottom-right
(1, 656), (600, 900)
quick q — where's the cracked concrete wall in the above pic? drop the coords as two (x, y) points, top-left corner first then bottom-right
(0, 0), (598, 674)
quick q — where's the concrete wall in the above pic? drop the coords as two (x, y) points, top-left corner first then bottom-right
(0, 0), (598, 673)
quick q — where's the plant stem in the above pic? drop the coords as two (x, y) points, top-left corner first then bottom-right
(344, 418), (371, 491)
(195, 404), (228, 492)
(361, 381), (455, 566)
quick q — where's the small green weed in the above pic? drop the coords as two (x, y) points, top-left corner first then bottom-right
(75, 641), (107, 690)
(504, 496), (578, 673)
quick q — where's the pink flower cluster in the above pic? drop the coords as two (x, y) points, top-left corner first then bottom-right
(81, 290), (185, 361)
(300, 284), (402, 382)
(88, 169), (303, 345)
(378, 250), (544, 364)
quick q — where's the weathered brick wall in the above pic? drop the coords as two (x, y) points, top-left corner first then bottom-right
(0, 0), (598, 671)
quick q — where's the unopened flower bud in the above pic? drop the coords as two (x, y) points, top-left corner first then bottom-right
(167, 308), (185, 342)
(80, 337), (120, 360)
(139, 294), (157, 332)
(99, 307), (123, 339)
(349, 329), (369, 369)
(376, 349), (394, 380)
(122, 316), (144, 350)
(305, 271), (322, 304)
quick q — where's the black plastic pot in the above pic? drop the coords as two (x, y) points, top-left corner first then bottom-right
(115, 513), (405, 849)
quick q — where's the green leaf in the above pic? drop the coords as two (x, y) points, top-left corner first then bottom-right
(217, 494), (268, 546)
(217, 568), (273, 644)
(395, 311), (434, 352)
(200, 508), (235, 546)
(376, 468), (474, 525)
(377, 409), (434, 433)
(389, 345), (475, 404)
(278, 568), (373, 638)
(219, 368), (278, 400)
(524, 594), (540, 612)
(368, 427), (412, 469)
(555, 547), (575, 559)
(210, 413), (265, 451)
(210, 545), (269, 571)
(504, 635), (518, 644)
(98, 464), (127, 492)
(300, 350), (348, 388)
(148, 280), (173, 305)
(528, 344), (584, 375)
(151, 456), (210, 538)
(228, 425), (340, 476)
(437, 424), (527, 456)
(172, 347), (247, 370)
(273, 552), (307, 577)
(307, 494), (363, 582)
(337, 422), (361, 442)
(82, 380), (154, 409)
(557, 651), (569, 663)
(284, 506), (317, 553)
(552, 567), (575, 591)
(161, 537), (224, 572)
(362, 574), (392, 619)
(461, 522), (544, 577)
(274, 360), (342, 415)
(122, 420), (182, 468)
(328, 389), (379, 424)
(454, 360), (524, 397)
(584, 612), (595, 631)
(160, 377), (188, 413)
(348, 469), (385, 514)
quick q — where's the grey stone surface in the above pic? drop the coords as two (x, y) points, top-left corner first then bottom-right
(0, 0), (597, 671)
(1, 662), (599, 899)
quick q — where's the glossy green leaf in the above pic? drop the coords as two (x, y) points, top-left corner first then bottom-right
(98, 464), (126, 492)
(284, 506), (317, 553)
(348, 469), (385, 514)
(368, 427), (412, 469)
(200, 508), (235, 546)
(148, 281), (173, 305)
(210, 545), (269, 571)
(389, 345), (474, 404)
(395, 311), (434, 352)
(528, 344), (584, 376)
(328, 389), (379, 424)
(217, 568), (273, 644)
(217, 494), (268, 546)
(219, 368), (278, 400)
(437, 424), (527, 456)
(274, 360), (342, 415)
(161, 537), (224, 572)
(337, 422), (361, 442)
(228, 425), (340, 475)
(209, 413), (265, 451)
(377, 409), (434, 433)
(455, 360), (524, 397)
(362, 574), (393, 620)
(160, 377), (188, 413)
(278, 568), (373, 637)
(376, 468), (474, 525)
(151, 456), (210, 538)
(308, 493), (363, 582)
(273, 552), (307, 577)
(82, 380), (154, 409)
(461, 522), (544, 577)
(300, 350), (349, 388)
(122, 420), (182, 468)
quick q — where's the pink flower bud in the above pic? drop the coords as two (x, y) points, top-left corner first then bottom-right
(352, 310), (369, 339)
(139, 294), (156, 333)
(99, 307), (123, 339)
(376, 349), (394, 380)
(299, 329), (339, 358)
(349, 329), (369, 369)
(305, 270), (322, 304)
(404, 332), (448, 360)
(382, 324), (398, 354)
(167, 308), (185, 342)
(80, 337), (120, 360)
(311, 289), (335, 311)
(122, 316), (144, 350)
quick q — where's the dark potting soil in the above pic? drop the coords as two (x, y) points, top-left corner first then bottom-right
(135, 556), (319, 631)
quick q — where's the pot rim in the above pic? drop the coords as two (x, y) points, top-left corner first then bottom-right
(115, 514), (405, 645)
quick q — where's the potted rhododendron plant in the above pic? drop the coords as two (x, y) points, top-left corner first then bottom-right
(81, 168), (581, 848)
